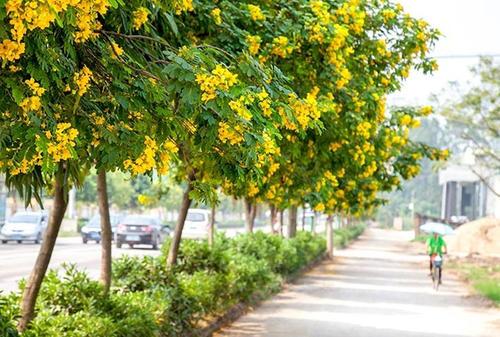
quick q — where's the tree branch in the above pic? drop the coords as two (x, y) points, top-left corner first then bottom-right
(471, 167), (500, 197)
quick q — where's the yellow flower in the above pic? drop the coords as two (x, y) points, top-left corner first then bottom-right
(420, 105), (433, 116)
(218, 121), (244, 145)
(73, 66), (93, 96)
(314, 203), (325, 212)
(195, 64), (238, 102)
(211, 8), (222, 25)
(133, 7), (149, 30)
(46, 123), (79, 162)
(271, 36), (294, 58)
(248, 4), (265, 21)
(174, 0), (194, 15)
(246, 35), (261, 55)
(110, 42), (123, 58)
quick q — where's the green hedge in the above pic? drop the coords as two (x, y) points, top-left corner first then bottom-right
(334, 224), (366, 248)
(2, 231), (325, 336)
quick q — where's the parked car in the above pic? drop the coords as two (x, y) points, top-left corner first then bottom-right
(80, 214), (123, 244)
(0, 211), (48, 244)
(115, 215), (169, 249)
(181, 209), (213, 240)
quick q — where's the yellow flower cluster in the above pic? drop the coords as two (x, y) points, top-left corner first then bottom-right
(9, 153), (42, 176)
(278, 107), (297, 131)
(247, 182), (259, 198)
(356, 121), (371, 139)
(1, 0), (109, 61)
(400, 114), (421, 128)
(289, 87), (320, 130)
(157, 140), (178, 175)
(137, 194), (155, 206)
(110, 42), (123, 58)
(314, 202), (325, 212)
(329, 142), (342, 152)
(211, 8), (222, 25)
(173, 0), (194, 15)
(262, 133), (280, 155)
(381, 8), (397, 22)
(271, 36), (294, 58)
(256, 89), (271, 117)
(73, 66), (93, 96)
(248, 4), (265, 21)
(420, 105), (433, 116)
(229, 95), (254, 121)
(123, 136), (157, 175)
(306, 0), (331, 43)
(47, 123), (79, 162)
(128, 111), (144, 120)
(246, 35), (261, 55)
(218, 121), (244, 145)
(195, 65), (238, 102)
(19, 77), (46, 113)
(74, 0), (110, 42)
(336, 0), (366, 34)
(133, 7), (149, 30)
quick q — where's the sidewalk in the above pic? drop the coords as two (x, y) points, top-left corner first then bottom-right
(215, 228), (500, 337)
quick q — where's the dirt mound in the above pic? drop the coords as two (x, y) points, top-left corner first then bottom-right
(446, 217), (500, 256)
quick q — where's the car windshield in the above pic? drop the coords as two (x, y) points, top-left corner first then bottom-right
(9, 214), (40, 224)
(186, 212), (206, 222)
(86, 215), (100, 228)
(122, 216), (156, 225)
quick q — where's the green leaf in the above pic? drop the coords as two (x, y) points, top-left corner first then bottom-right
(164, 13), (179, 37)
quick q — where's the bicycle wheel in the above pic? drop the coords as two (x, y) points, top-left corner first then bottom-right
(433, 266), (440, 291)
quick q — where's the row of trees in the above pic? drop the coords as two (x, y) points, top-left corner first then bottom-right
(0, 0), (446, 331)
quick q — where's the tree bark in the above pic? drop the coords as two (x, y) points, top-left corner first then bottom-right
(167, 177), (194, 267)
(288, 206), (298, 238)
(301, 206), (306, 231)
(269, 204), (277, 234)
(278, 210), (284, 237)
(326, 215), (334, 259)
(244, 198), (254, 233)
(208, 205), (215, 247)
(18, 170), (68, 332)
(97, 169), (112, 295)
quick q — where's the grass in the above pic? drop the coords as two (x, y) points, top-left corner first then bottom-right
(448, 261), (500, 305)
(412, 234), (428, 243)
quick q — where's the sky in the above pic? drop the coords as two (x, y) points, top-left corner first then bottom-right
(388, 0), (500, 106)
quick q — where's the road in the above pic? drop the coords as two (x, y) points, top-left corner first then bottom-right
(0, 226), (265, 293)
(216, 228), (500, 337)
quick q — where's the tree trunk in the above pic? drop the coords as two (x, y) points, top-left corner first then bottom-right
(278, 210), (284, 237)
(288, 206), (298, 238)
(18, 170), (68, 332)
(97, 169), (112, 295)
(269, 204), (277, 234)
(244, 198), (254, 233)
(167, 177), (194, 267)
(326, 215), (334, 259)
(208, 205), (215, 247)
(251, 203), (257, 228)
(301, 206), (306, 231)
(311, 211), (317, 233)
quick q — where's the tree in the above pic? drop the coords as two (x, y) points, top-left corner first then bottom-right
(440, 57), (500, 195)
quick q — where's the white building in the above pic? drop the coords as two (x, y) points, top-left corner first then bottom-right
(439, 162), (500, 221)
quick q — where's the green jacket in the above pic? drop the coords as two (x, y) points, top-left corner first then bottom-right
(426, 235), (447, 256)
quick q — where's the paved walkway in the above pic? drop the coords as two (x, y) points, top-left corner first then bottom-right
(215, 228), (500, 337)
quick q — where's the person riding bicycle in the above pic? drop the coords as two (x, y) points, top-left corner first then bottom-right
(426, 232), (447, 283)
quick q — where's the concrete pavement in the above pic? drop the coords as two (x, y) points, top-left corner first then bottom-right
(216, 228), (500, 337)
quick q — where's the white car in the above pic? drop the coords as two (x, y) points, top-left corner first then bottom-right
(181, 209), (213, 239)
(0, 211), (48, 244)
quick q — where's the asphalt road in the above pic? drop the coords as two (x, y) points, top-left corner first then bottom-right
(0, 237), (163, 293)
(0, 226), (259, 293)
(216, 228), (500, 337)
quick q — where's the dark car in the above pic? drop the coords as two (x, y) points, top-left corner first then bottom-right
(115, 215), (168, 249)
(81, 214), (122, 244)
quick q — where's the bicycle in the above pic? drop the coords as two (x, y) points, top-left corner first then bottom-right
(430, 254), (443, 290)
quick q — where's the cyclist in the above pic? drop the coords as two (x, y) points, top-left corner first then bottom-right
(426, 232), (447, 284)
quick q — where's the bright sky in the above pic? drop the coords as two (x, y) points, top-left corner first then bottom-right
(388, 0), (500, 106)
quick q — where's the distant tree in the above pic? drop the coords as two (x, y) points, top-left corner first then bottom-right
(441, 57), (500, 195)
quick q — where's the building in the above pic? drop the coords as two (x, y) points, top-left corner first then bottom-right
(439, 164), (500, 221)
